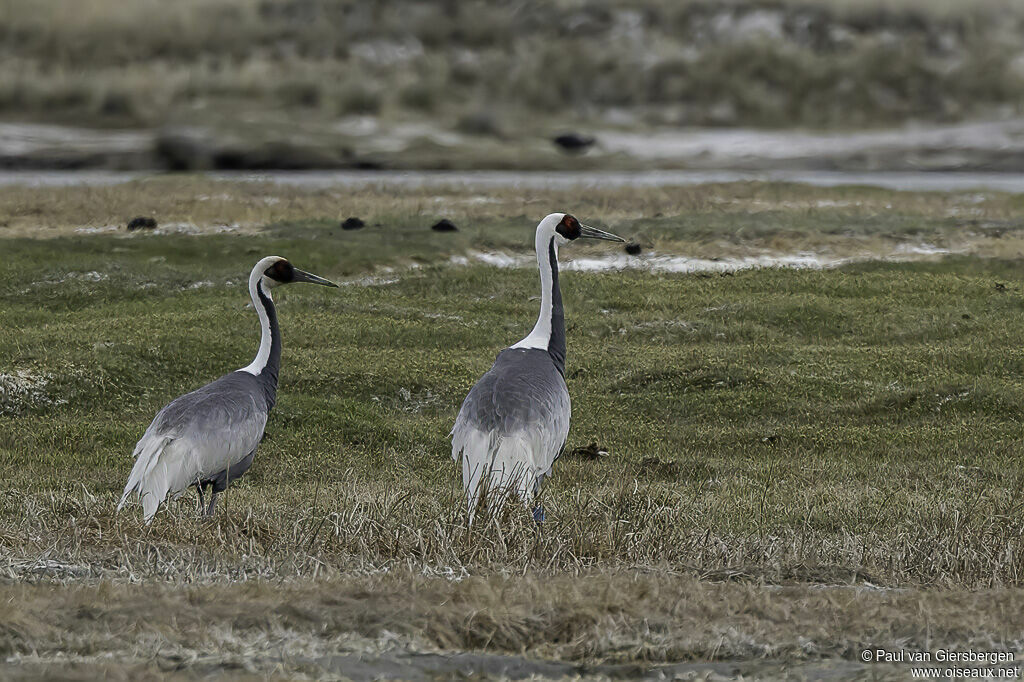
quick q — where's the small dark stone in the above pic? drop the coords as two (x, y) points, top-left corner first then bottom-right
(431, 218), (458, 232)
(552, 132), (596, 153)
(995, 282), (1007, 292)
(569, 441), (609, 460)
(624, 241), (642, 256)
(126, 216), (157, 231)
(341, 217), (365, 230)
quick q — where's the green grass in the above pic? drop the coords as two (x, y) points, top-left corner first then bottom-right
(3, 180), (1024, 593)
(7, 179), (1024, 675)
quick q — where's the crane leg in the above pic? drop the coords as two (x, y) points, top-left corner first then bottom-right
(205, 491), (219, 517)
(530, 477), (545, 524)
(196, 483), (206, 513)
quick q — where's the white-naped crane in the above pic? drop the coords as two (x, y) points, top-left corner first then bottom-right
(118, 256), (337, 523)
(450, 213), (624, 524)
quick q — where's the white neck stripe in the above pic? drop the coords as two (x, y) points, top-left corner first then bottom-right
(511, 232), (556, 351)
(239, 276), (273, 375)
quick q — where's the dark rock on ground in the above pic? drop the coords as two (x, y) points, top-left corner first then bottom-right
(552, 132), (596, 153)
(569, 442), (609, 460)
(341, 217), (365, 230)
(126, 216), (157, 231)
(625, 241), (642, 255)
(431, 219), (458, 232)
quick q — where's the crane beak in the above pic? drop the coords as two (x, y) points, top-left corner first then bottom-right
(293, 269), (339, 287)
(580, 224), (626, 242)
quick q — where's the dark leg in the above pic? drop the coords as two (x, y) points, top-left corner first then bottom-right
(531, 478), (545, 524)
(196, 483), (206, 514)
(203, 451), (254, 520)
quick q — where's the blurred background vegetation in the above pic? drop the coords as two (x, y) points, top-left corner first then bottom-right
(2, 0), (1023, 169)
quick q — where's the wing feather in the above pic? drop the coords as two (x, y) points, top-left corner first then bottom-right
(451, 348), (570, 521)
(119, 372), (268, 523)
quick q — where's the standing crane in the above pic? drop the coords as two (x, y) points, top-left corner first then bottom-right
(451, 213), (624, 524)
(118, 256), (337, 523)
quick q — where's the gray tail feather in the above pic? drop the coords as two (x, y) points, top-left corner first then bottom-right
(117, 434), (172, 516)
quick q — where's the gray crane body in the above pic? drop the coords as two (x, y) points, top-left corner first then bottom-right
(451, 213), (623, 523)
(118, 256), (336, 523)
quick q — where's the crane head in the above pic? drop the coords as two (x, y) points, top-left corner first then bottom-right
(255, 256), (339, 289)
(544, 213), (625, 246)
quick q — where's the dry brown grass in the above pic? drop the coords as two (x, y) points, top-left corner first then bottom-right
(0, 568), (1021, 676)
(4, 476), (1024, 591)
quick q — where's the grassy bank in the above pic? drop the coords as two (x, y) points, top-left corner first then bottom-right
(0, 0), (1022, 134)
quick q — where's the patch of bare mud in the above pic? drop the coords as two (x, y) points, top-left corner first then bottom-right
(216, 169), (1024, 193)
(0, 123), (149, 156)
(6, 169), (1024, 193)
(602, 119), (1024, 159)
(598, 118), (1024, 171)
(454, 242), (959, 275)
(5, 115), (1024, 175)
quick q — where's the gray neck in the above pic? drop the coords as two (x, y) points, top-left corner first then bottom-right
(254, 281), (280, 408)
(511, 234), (566, 376)
(546, 237), (566, 376)
(240, 278), (280, 410)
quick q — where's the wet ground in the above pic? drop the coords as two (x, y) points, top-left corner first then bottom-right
(4, 116), (1024, 176)
(6, 168), (1024, 193)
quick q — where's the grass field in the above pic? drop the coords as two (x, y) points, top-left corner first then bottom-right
(3, 177), (1024, 677)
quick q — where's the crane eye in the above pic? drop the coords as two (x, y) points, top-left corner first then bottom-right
(265, 260), (294, 282)
(556, 215), (582, 240)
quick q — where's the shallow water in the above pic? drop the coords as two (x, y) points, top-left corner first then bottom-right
(4, 169), (1024, 192)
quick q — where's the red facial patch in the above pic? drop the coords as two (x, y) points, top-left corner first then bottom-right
(556, 214), (582, 239)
